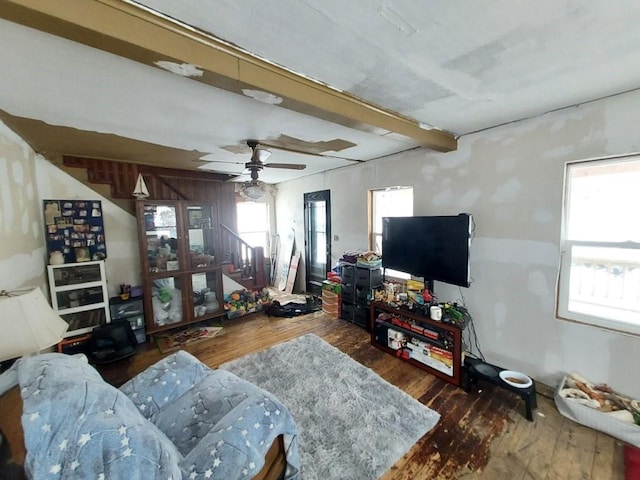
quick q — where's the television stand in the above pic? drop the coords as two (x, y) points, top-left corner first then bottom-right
(370, 301), (462, 387)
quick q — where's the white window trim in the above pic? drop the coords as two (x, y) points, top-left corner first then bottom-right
(556, 240), (640, 336)
(369, 186), (413, 281)
(556, 155), (640, 337)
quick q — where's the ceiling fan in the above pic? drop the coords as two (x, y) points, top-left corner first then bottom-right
(236, 140), (306, 200)
(242, 140), (306, 181)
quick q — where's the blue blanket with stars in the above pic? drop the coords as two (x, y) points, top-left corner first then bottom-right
(18, 351), (299, 480)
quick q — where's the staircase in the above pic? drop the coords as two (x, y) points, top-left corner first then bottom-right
(220, 224), (267, 291)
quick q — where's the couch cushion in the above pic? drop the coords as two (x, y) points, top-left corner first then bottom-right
(120, 350), (300, 480)
(119, 350), (211, 420)
(17, 353), (182, 480)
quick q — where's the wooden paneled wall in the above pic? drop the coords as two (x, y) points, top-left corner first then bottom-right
(62, 156), (238, 230)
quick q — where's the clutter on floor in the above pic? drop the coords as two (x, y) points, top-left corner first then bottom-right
(265, 297), (321, 317)
(223, 288), (272, 319)
(555, 372), (640, 447)
(154, 325), (223, 353)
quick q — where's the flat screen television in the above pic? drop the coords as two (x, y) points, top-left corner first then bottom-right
(381, 214), (472, 287)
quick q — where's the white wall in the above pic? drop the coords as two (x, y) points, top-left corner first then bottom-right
(0, 121), (47, 292)
(35, 159), (141, 297)
(0, 119), (141, 300)
(275, 90), (640, 397)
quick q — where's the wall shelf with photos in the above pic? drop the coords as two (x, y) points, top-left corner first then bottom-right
(43, 199), (107, 264)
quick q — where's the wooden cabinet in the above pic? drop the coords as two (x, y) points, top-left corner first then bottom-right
(136, 201), (224, 334)
(47, 260), (110, 337)
(370, 301), (462, 387)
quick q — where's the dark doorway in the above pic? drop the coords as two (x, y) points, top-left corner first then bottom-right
(304, 190), (331, 297)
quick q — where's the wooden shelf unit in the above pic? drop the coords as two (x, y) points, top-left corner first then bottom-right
(370, 301), (462, 387)
(136, 200), (224, 335)
(47, 260), (110, 338)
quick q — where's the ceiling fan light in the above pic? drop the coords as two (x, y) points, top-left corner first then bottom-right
(240, 181), (267, 200)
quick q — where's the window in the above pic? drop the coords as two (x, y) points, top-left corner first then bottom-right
(369, 187), (413, 279)
(236, 201), (270, 257)
(557, 156), (640, 335)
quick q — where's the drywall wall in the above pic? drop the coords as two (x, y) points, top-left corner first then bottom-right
(0, 119), (141, 299)
(0, 121), (47, 292)
(275, 89), (640, 397)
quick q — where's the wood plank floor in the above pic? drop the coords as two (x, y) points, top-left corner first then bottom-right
(101, 304), (626, 479)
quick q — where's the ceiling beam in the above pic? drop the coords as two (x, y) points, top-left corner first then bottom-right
(1, 0), (457, 152)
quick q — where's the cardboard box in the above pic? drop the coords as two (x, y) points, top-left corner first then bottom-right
(322, 280), (341, 293)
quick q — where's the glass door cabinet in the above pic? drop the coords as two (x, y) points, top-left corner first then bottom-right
(137, 201), (223, 334)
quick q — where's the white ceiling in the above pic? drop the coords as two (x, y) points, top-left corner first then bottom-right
(2, 0), (640, 184)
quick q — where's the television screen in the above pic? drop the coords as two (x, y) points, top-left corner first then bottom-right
(381, 214), (472, 287)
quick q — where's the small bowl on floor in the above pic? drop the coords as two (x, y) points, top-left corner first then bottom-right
(499, 370), (532, 388)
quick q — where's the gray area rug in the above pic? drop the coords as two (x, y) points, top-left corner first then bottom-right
(220, 333), (440, 479)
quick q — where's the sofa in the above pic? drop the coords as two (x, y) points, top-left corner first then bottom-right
(0, 351), (299, 479)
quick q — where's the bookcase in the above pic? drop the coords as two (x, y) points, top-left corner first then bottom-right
(47, 260), (110, 337)
(370, 301), (462, 387)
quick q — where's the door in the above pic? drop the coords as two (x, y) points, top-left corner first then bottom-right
(304, 190), (331, 296)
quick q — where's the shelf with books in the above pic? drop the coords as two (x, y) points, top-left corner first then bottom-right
(370, 301), (462, 387)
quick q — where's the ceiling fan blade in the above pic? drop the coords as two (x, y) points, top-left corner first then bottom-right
(208, 160), (245, 166)
(264, 163), (306, 170)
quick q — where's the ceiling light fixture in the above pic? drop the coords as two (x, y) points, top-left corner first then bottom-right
(239, 180), (268, 201)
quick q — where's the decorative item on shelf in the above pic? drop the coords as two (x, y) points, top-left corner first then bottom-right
(155, 256), (168, 271)
(49, 250), (65, 265)
(203, 291), (219, 313)
(132, 173), (150, 199)
(0, 287), (69, 362)
(166, 260), (180, 271)
(191, 254), (214, 269)
(119, 283), (131, 300)
(429, 305), (443, 321)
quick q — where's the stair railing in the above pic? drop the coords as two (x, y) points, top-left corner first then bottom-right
(220, 223), (266, 290)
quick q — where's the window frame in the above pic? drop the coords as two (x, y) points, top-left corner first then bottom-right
(236, 201), (271, 257)
(556, 154), (640, 336)
(368, 186), (413, 280)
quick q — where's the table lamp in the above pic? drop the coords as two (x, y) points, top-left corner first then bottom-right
(0, 287), (69, 362)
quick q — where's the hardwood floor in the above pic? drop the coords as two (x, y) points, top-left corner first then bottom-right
(102, 306), (626, 480)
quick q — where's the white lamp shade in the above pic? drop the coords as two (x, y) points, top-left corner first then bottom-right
(0, 287), (69, 362)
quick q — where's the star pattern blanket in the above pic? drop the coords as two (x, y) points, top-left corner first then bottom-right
(17, 352), (299, 480)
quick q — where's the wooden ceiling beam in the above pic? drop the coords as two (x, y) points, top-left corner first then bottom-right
(1, 0), (457, 152)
